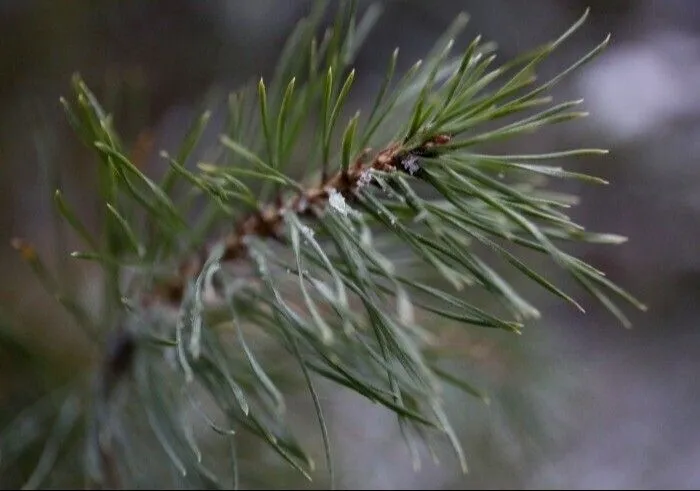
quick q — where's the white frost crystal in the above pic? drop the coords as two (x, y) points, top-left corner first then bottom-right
(402, 155), (420, 175)
(299, 223), (315, 239)
(328, 188), (359, 217)
(357, 169), (373, 188)
(297, 196), (309, 212)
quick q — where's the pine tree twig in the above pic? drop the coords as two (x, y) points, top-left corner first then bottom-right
(146, 134), (451, 309)
(2, 2), (648, 488)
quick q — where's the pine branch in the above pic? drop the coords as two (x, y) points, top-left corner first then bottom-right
(3, 2), (646, 489)
(150, 132), (450, 307)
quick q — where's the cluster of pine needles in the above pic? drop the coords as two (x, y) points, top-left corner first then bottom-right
(2, 2), (645, 489)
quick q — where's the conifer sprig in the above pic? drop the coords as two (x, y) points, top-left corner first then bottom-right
(3, 2), (645, 489)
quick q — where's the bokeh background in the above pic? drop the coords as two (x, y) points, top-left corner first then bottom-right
(1, 1), (699, 489)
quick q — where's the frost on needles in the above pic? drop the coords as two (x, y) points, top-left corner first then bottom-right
(4, 2), (646, 489)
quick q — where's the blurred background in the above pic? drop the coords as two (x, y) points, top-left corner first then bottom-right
(1, 0), (699, 489)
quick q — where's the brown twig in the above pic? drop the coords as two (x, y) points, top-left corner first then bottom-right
(144, 134), (451, 308)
